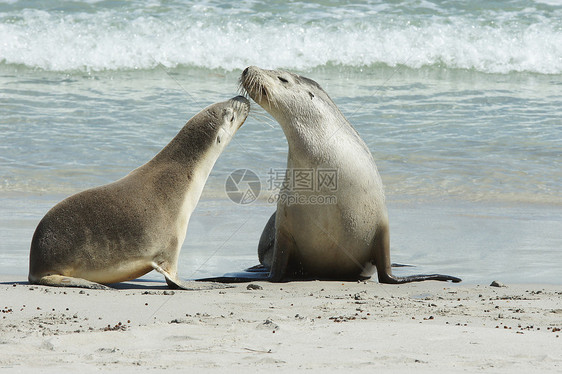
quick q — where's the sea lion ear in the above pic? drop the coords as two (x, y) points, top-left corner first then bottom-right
(309, 92), (315, 99)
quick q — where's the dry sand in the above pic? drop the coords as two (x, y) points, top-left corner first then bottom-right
(0, 276), (560, 373)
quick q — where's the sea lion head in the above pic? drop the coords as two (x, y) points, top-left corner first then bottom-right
(240, 66), (342, 129)
(172, 95), (250, 163)
(200, 95), (250, 151)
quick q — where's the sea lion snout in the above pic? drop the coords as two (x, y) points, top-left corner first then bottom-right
(226, 95), (250, 131)
(229, 95), (250, 112)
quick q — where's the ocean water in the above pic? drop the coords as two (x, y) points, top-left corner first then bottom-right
(1, 0), (561, 284)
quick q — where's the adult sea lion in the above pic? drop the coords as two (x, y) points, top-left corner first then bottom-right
(29, 96), (250, 289)
(211, 67), (460, 284)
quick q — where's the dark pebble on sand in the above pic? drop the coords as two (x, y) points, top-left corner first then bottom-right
(490, 281), (506, 288)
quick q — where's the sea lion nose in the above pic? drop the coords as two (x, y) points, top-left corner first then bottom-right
(230, 95), (250, 108)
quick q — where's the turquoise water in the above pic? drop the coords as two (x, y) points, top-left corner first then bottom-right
(1, 0), (561, 284)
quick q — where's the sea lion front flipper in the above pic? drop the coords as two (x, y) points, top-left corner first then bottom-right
(390, 273), (462, 283)
(268, 227), (295, 282)
(391, 263), (413, 268)
(195, 271), (270, 283)
(244, 264), (271, 273)
(151, 262), (234, 290)
(32, 274), (112, 290)
(257, 212), (276, 267)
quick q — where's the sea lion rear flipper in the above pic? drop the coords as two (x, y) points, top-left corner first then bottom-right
(379, 272), (462, 283)
(167, 277), (236, 290)
(151, 262), (233, 290)
(31, 274), (112, 290)
(372, 224), (461, 284)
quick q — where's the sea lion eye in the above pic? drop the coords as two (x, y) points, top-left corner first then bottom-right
(216, 135), (221, 144)
(278, 77), (289, 83)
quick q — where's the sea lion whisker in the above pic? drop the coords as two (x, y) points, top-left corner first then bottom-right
(237, 79), (249, 99)
(249, 112), (276, 129)
(250, 110), (273, 122)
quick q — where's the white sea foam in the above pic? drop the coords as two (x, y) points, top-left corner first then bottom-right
(0, 7), (561, 74)
(534, 0), (562, 5)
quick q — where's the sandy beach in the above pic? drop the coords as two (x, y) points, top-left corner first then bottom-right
(2, 1), (561, 373)
(0, 276), (560, 373)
